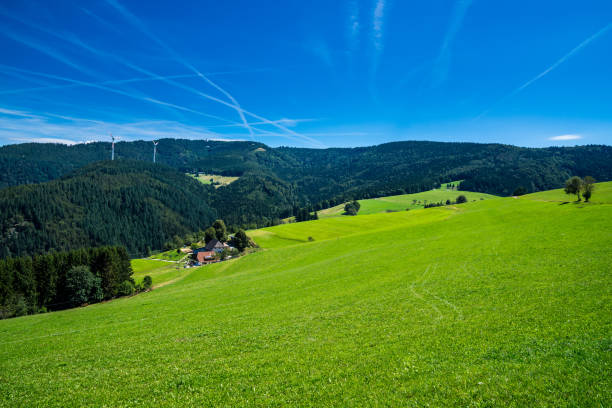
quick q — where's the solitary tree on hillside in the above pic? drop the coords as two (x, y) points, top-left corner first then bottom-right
(564, 176), (583, 201)
(456, 195), (467, 204)
(582, 176), (596, 202)
(344, 200), (360, 216)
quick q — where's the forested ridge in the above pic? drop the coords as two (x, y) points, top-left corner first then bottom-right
(0, 161), (217, 258)
(2, 139), (611, 197)
(0, 139), (611, 259)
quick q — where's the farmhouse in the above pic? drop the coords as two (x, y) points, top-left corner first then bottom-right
(204, 239), (228, 253)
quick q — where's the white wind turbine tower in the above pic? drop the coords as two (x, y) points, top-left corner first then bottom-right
(153, 140), (159, 163)
(110, 133), (116, 160)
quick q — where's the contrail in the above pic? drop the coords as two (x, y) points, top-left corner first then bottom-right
(0, 64), (234, 131)
(104, 0), (254, 138)
(476, 21), (612, 119)
(210, 118), (319, 128)
(509, 22), (612, 97)
(432, 0), (473, 87)
(0, 4), (324, 147)
(0, 74), (198, 95)
(2, 30), (103, 80)
(62, 34), (325, 147)
(372, 0), (387, 54)
(75, 4), (323, 146)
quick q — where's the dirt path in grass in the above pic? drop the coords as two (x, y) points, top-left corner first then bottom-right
(152, 269), (194, 289)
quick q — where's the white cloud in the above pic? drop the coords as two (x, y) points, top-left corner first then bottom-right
(10, 137), (80, 145)
(548, 134), (583, 141)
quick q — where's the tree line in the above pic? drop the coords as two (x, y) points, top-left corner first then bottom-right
(0, 246), (136, 319)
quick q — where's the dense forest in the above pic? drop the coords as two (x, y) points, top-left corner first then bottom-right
(0, 161), (217, 258)
(3, 140), (611, 197)
(0, 139), (611, 259)
(0, 246), (132, 319)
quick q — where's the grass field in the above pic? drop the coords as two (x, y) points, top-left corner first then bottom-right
(440, 179), (464, 189)
(1, 183), (611, 406)
(131, 259), (188, 287)
(318, 188), (497, 218)
(522, 182), (612, 204)
(150, 249), (187, 262)
(188, 173), (239, 187)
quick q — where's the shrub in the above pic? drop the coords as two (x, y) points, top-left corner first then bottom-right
(143, 275), (153, 290)
(13, 295), (28, 317)
(118, 280), (135, 296)
(456, 195), (468, 204)
(344, 200), (360, 216)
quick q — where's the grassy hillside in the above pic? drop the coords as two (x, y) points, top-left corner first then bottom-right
(131, 259), (187, 287)
(317, 188), (497, 218)
(522, 180), (612, 203)
(0, 183), (610, 406)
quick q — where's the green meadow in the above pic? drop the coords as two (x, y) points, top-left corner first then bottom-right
(188, 173), (239, 187)
(318, 187), (496, 218)
(131, 259), (189, 287)
(150, 249), (187, 262)
(0, 183), (611, 406)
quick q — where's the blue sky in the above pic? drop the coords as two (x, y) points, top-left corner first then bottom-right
(0, 0), (610, 148)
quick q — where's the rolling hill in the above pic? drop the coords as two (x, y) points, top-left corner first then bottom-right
(0, 182), (610, 406)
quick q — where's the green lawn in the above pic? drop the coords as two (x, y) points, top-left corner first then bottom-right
(1, 183), (611, 406)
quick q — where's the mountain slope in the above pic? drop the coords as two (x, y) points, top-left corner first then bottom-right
(0, 184), (610, 406)
(0, 161), (217, 258)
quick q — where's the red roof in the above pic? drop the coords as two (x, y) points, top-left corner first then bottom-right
(196, 251), (216, 263)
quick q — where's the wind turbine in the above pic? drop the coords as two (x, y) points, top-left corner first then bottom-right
(152, 140), (159, 163)
(110, 133), (115, 160)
